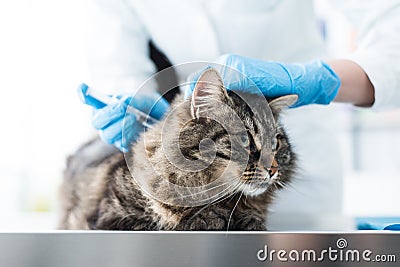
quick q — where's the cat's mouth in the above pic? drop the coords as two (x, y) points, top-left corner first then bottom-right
(241, 159), (279, 181)
(240, 159), (280, 196)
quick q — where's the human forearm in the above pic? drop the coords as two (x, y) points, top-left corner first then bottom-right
(328, 60), (375, 107)
(192, 55), (375, 108)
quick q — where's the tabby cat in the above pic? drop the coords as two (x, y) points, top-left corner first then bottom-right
(59, 68), (297, 230)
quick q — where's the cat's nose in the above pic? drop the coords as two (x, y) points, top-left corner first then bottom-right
(267, 158), (278, 177)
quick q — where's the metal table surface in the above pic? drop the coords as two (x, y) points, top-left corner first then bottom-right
(0, 231), (398, 267)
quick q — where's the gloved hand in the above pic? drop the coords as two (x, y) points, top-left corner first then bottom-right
(88, 92), (169, 152)
(185, 54), (341, 107)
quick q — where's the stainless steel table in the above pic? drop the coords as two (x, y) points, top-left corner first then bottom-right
(0, 231), (398, 267)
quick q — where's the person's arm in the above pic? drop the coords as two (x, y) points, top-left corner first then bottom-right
(186, 2), (400, 110)
(328, 59), (375, 107)
(86, 0), (169, 152)
(330, 0), (400, 110)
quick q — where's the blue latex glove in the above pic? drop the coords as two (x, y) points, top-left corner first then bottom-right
(384, 224), (400, 231)
(87, 92), (169, 152)
(356, 217), (400, 231)
(185, 54), (341, 107)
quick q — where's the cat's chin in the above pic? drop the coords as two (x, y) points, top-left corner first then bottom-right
(242, 185), (268, 197)
(243, 187), (267, 197)
(240, 169), (281, 197)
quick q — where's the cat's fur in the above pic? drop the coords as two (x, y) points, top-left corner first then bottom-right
(59, 69), (297, 230)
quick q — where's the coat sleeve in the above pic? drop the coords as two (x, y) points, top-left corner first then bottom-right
(329, 0), (400, 110)
(87, 0), (158, 94)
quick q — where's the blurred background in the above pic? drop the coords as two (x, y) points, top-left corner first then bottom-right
(0, 0), (399, 230)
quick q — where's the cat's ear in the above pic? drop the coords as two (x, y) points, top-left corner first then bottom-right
(190, 68), (228, 119)
(269, 94), (298, 118)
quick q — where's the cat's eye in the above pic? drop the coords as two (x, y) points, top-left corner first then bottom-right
(240, 133), (250, 147)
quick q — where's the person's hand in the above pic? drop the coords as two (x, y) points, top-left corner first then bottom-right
(185, 54), (341, 107)
(88, 92), (169, 152)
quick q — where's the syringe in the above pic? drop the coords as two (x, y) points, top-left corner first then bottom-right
(77, 83), (159, 129)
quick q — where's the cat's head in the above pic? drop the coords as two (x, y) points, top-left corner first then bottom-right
(161, 68), (297, 198)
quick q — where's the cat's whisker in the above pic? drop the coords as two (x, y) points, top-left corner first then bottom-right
(227, 191), (238, 203)
(273, 181), (279, 190)
(203, 181), (242, 209)
(116, 213), (136, 229)
(281, 180), (303, 196)
(61, 69), (297, 231)
(177, 183), (233, 201)
(275, 180), (284, 188)
(226, 183), (243, 203)
(226, 190), (244, 231)
(186, 181), (195, 201)
(181, 181), (232, 198)
(186, 181), (242, 223)
(210, 186), (240, 206)
(209, 181), (242, 202)
(165, 172), (244, 201)
(181, 181), (239, 207)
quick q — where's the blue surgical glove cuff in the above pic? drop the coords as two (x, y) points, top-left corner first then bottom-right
(283, 60), (341, 107)
(194, 54), (342, 108)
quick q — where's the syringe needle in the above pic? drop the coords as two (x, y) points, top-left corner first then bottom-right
(77, 83), (159, 129)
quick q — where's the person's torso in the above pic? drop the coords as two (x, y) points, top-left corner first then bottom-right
(130, 0), (326, 66)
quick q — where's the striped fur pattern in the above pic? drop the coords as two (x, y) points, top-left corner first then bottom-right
(59, 69), (297, 230)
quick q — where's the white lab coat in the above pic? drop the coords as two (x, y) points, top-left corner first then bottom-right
(87, 0), (400, 230)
